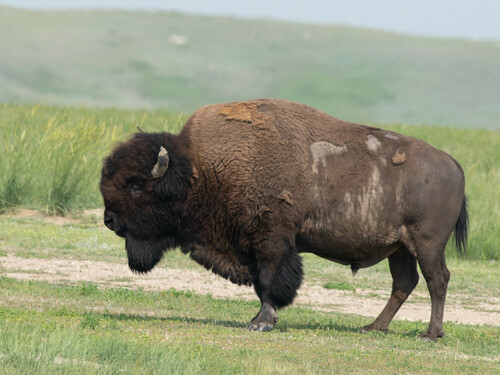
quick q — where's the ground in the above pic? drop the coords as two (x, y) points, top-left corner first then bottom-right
(1, 209), (498, 328)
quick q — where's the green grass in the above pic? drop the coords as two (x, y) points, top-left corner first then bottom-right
(0, 278), (498, 374)
(0, 215), (498, 373)
(1, 6), (500, 129)
(0, 104), (186, 213)
(323, 281), (357, 292)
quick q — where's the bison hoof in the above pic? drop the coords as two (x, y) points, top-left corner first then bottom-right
(418, 330), (444, 342)
(248, 322), (275, 332)
(248, 304), (278, 332)
(360, 323), (387, 334)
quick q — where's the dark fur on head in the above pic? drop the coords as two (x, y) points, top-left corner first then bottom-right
(100, 132), (192, 273)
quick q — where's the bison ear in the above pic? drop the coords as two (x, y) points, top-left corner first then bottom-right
(151, 147), (170, 179)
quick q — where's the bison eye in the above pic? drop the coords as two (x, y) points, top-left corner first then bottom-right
(127, 184), (143, 198)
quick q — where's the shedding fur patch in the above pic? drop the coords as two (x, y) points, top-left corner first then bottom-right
(392, 149), (407, 165)
(219, 102), (271, 126)
(342, 166), (384, 232)
(365, 135), (381, 152)
(384, 133), (399, 141)
(310, 141), (347, 174)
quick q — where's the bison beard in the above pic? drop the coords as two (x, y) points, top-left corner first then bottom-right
(125, 235), (174, 273)
(100, 98), (468, 341)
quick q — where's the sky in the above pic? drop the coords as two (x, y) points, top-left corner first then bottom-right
(1, 0), (500, 41)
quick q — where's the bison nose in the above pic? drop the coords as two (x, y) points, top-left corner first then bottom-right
(104, 210), (117, 231)
(104, 210), (126, 237)
(104, 215), (114, 231)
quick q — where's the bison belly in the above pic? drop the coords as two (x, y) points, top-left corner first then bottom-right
(296, 193), (404, 269)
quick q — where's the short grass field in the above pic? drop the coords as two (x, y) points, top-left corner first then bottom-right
(0, 103), (499, 373)
(0, 281), (498, 375)
(0, 214), (499, 374)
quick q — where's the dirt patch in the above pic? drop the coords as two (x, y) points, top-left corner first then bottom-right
(1, 255), (498, 327)
(83, 209), (104, 217)
(5, 208), (103, 226)
(7, 208), (40, 219)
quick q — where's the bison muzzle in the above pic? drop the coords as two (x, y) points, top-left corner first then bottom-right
(100, 99), (468, 341)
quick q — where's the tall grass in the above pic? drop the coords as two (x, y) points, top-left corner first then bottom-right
(0, 104), (185, 213)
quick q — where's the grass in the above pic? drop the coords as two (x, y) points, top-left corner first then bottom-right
(0, 278), (498, 374)
(1, 6), (500, 129)
(323, 281), (356, 292)
(0, 104), (186, 213)
(1, 103), (498, 259)
(0, 212), (498, 373)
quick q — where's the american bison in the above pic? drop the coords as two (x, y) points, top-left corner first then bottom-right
(100, 99), (468, 341)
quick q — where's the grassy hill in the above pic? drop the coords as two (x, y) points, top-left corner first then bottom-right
(1, 6), (500, 129)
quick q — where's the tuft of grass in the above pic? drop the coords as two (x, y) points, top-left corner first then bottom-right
(78, 283), (100, 297)
(0, 323), (230, 375)
(80, 312), (101, 330)
(323, 281), (356, 292)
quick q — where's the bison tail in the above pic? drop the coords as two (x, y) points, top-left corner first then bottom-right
(454, 196), (468, 257)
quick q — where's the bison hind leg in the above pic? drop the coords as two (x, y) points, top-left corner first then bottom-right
(361, 246), (419, 334)
(415, 241), (450, 341)
(249, 243), (303, 332)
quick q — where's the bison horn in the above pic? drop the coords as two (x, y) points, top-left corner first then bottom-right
(151, 146), (169, 179)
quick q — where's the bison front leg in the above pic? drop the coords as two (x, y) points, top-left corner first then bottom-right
(249, 241), (303, 332)
(361, 247), (419, 334)
(249, 266), (278, 332)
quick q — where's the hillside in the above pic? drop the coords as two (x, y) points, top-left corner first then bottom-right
(1, 6), (500, 129)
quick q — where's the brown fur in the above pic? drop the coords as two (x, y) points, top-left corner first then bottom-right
(100, 99), (468, 338)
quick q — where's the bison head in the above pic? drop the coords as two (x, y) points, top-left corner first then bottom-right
(100, 132), (191, 273)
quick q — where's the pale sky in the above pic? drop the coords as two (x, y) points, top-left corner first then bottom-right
(1, 0), (500, 41)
